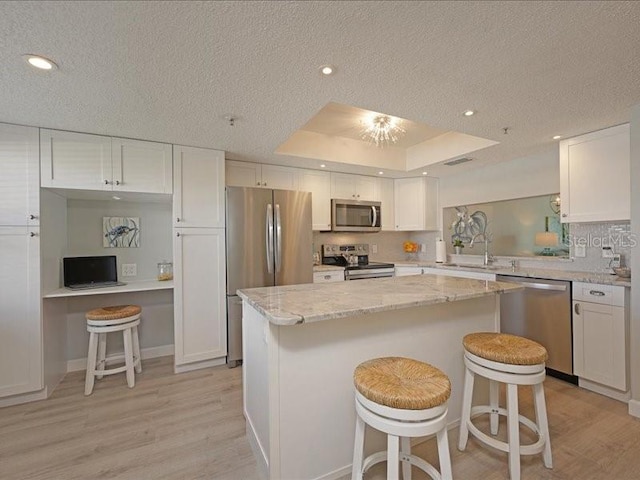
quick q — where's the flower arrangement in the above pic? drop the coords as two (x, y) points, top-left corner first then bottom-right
(403, 241), (419, 253)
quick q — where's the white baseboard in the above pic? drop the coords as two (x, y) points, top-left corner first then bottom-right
(0, 387), (48, 408)
(629, 399), (640, 418)
(578, 378), (631, 403)
(67, 344), (174, 373)
(246, 419), (269, 480)
(173, 356), (226, 374)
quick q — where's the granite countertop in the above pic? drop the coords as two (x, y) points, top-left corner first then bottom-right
(313, 265), (345, 272)
(237, 275), (522, 326)
(392, 261), (632, 288)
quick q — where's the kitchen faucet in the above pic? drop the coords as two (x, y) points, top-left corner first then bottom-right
(470, 233), (494, 266)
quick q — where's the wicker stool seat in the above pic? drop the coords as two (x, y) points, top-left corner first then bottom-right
(352, 357), (452, 480)
(458, 332), (552, 480)
(84, 304), (142, 396)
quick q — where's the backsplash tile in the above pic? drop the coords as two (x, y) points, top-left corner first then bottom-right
(568, 222), (632, 272)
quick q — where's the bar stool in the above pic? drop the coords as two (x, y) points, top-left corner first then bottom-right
(351, 357), (453, 480)
(458, 332), (552, 480)
(84, 305), (142, 396)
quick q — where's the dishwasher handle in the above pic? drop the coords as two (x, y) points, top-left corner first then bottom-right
(521, 282), (567, 292)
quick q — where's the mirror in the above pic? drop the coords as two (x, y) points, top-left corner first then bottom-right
(443, 194), (569, 257)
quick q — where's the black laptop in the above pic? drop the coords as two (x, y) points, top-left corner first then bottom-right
(63, 255), (126, 290)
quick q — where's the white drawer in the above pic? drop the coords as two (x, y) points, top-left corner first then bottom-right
(313, 271), (344, 283)
(573, 282), (625, 307)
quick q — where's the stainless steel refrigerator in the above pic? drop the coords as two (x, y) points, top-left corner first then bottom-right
(225, 186), (313, 366)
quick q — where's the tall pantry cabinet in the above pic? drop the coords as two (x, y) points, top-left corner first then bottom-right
(0, 124), (42, 397)
(173, 146), (227, 372)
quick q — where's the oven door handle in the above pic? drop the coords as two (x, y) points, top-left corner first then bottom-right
(371, 206), (377, 227)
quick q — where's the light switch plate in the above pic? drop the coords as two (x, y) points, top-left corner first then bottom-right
(574, 245), (586, 258)
(122, 263), (137, 277)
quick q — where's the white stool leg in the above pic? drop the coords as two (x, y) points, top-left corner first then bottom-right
(387, 434), (400, 480)
(506, 383), (521, 480)
(132, 325), (142, 374)
(458, 366), (475, 451)
(400, 436), (411, 480)
(351, 413), (365, 480)
(436, 426), (453, 480)
(96, 333), (107, 380)
(84, 331), (99, 396)
(533, 383), (553, 469)
(490, 379), (499, 435)
(123, 327), (135, 388)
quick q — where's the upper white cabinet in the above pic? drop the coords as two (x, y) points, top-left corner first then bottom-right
(299, 169), (331, 231)
(173, 145), (225, 228)
(378, 177), (395, 231)
(41, 129), (172, 194)
(111, 138), (172, 193)
(394, 177), (438, 231)
(572, 282), (628, 391)
(226, 160), (299, 190)
(559, 124), (630, 223)
(0, 124), (39, 226)
(330, 173), (379, 201)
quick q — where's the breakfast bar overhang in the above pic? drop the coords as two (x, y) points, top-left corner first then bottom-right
(238, 274), (522, 480)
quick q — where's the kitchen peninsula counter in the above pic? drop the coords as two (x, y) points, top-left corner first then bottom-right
(241, 275), (521, 480)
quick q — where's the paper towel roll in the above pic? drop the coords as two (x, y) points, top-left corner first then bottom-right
(435, 239), (447, 263)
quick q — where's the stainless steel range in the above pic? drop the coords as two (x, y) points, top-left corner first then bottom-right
(321, 244), (395, 280)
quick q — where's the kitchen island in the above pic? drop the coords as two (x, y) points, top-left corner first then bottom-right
(238, 274), (522, 480)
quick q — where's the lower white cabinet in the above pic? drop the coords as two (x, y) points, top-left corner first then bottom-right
(173, 228), (227, 367)
(313, 271), (344, 283)
(572, 282), (628, 391)
(0, 227), (42, 397)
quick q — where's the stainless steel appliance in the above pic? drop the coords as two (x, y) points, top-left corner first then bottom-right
(226, 187), (313, 367)
(322, 244), (394, 280)
(331, 199), (381, 232)
(497, 275), (576, 383)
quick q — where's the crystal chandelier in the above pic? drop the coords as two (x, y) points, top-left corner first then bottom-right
(361, 114), (406, 148)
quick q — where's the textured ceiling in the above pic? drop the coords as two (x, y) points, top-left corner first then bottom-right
(1, 1), (639, 178)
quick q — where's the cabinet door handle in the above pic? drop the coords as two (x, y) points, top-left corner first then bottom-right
(562, 213), (567, 217)
(256, 181), (261, 186)
(589, 290), (605, 296)
(176, 217), (181, 222)
(574, 303), (580, 315)
(29, 231), (37, 237)
(176, 232), (181, 237)
(104, 179), (111, 185)
(324, 275), (331, 280)
(115, 180), (121, 185)
(29, 214), (37, 220)
(263, 182), (267, 186)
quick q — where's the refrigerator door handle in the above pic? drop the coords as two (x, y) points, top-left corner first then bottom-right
(371, 206), (377, 227)
(266, 204), (274, 273)
(275, 204), (282, 272)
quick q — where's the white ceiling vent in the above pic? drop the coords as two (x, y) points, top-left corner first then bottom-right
(444, 157), (473, 166)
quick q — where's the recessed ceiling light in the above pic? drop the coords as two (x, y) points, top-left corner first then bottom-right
(463, 110), (475, 117)
(320, 164), (326, 168)
(378, 171), (384, 175)
(320, 65), (334, 75)
(422, 171), (428, 175)
(24, 54), (57, 70)
(552, 135), (562, 140)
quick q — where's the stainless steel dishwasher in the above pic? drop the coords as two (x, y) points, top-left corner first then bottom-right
(497, 275), (577, 383)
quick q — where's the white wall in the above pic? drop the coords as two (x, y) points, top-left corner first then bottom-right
(629, 104), (640, 414)
(439, 149), (559, 207)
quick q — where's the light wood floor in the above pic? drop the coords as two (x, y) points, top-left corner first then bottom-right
(2, 356), (640, 479)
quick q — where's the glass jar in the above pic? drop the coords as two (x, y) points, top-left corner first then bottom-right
(157, 261), (173, 281)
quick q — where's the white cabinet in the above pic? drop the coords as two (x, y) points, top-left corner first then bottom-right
(0, 124), (42, 399)
(559, 124), (630, 223)
(0, 124), (39, 226)
(572, 282), (628, 391)
(174, 228), (226, 366)
(41, 129), (172, 193)
(174, 145), (227, 371)
(226, 160), (299, 190)
(330, 173), (379, 201)
(299, 169), (331, 231)
(394, 177), (438, 231)
(378, 177), (395, 231)
(313, 271), (344, 283)
(173, 146), (225, 228)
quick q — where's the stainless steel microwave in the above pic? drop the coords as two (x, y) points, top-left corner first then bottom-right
(331, 199), (381, 232)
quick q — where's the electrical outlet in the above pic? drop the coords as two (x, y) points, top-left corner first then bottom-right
(420, 243), (427, 253)
(371, 244), (378, 254)
(574, 245), (586, 258)
(602, 246), (614, 258)
(122, 263), (137, 277)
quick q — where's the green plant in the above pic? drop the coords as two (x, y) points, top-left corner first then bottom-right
(453, 239), (464, 248)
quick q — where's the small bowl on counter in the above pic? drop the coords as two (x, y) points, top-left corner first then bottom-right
(613, 267), (631, 279)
